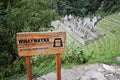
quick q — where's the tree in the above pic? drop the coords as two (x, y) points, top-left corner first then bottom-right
(0, 0), (59, 79)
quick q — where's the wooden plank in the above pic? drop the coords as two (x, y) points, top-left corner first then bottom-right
(56, 53), (61, 80)
(16, 32), (66, 56)
(26, 56), (32, 80)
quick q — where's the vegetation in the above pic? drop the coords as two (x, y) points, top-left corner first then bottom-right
(0, 0), (59, 79)
(0, 0), (120, 79)
(55, 0), (120, 16)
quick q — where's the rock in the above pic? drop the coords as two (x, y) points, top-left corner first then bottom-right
(40, 72), (56, 80)
(116, 56), (120, 62)
(32, 62), (120, 80)
(80, 70), (107, 80)
(97, 68), (104, 72)
(102, 64), (115, 72)
(105, 73), (120, 80)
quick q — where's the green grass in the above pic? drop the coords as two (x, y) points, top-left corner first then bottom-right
(95, 40), (102, 53)
(88, 42), (97, 53)
(87, 52), (120, 64)
(32, 60), (56, 76)
(86, 13), (120, 64)
(104, 35), (111, 52)
(96, 26), (116, 52)
(100, 38), (106, 52)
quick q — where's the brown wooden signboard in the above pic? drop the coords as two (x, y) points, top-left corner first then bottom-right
(16, 31), (66, 80)
(16, 32), (66, 56)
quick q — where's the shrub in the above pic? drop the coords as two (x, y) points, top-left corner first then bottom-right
(61, 47), (86, 64)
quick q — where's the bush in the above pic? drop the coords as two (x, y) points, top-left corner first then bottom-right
(61, 47), (86, 64)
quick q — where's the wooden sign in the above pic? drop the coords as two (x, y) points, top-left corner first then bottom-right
(16, 32), (66, 56)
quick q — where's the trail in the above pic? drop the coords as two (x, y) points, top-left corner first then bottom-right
(33, 63), (120, 80)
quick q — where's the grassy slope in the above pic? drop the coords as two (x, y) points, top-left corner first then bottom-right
(66, 13), (120, 65)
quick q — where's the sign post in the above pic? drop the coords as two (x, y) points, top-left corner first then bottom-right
(26, 56), (32, 80)
(56, 53), (61, 80)
(16, 32), (66, 80)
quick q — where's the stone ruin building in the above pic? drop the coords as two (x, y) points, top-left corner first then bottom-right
(52, 14), (102, 45)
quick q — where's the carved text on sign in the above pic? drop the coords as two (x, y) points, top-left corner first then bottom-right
(18, 38), (49, 44)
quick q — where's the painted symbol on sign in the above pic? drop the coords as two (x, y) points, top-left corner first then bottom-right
(53, 38), (63, 47)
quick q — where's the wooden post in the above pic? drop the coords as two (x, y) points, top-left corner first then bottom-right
(56, 53), (61, 80)
(26, 56), (32, 80)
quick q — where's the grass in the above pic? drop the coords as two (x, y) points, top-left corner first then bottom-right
(95, 40), (102, 53)
(104, 35), (111, 52)
(32, 60), (56, 76)
(96, 26), (116, 52)
(88, 42), (97, 53)
(99, 38), (105, 52)
(86, 13), (120, 64)
(87, 52), (120, 64)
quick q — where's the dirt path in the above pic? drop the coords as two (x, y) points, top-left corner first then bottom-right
(33, 63), (120, 80)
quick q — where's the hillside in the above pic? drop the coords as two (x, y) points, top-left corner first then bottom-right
(29, 12), (120, 80)
(52, 12), (120, 64)
(90, 13), (120, 54)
